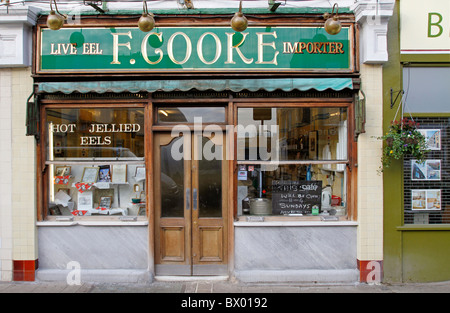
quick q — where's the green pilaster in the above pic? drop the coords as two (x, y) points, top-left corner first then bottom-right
(382, 0), (403, 283)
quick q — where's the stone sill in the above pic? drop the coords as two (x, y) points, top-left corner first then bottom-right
(36, 220), (148, 227)
(234, 221), (358, 227)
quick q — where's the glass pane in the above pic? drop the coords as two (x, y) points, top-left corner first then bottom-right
(237, 107), (348, 161)
(237, 164), (347, 216)
(46, 107), (146, 218)
(198, 137), (222, 218)
(402, 67), (450, 113)
(48, 163), (147, 217)
(157, 107), (226, 123)
(161, 137), (184, 218)
(46, 108), (144, 161)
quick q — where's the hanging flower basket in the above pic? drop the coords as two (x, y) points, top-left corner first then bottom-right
(379, 118), (429, 171)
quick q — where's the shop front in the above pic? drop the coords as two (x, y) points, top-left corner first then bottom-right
(27, 5), (386, 283)
(383, 0), (450, 283)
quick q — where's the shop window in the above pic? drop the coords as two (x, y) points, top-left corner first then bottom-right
(157, 107), (226, 123)
(404, 117), (450, 224)
(236, 107), (349, 218)
(45, 107), (146, 218)
(402, 67), (450, 114)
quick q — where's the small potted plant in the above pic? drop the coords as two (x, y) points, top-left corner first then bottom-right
(379, 117), (429, 172)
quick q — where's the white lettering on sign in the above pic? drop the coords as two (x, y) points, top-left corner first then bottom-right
(111, 31), (282, 66)
(50, 43), (103, 55)
(88, 124), (141, 133)
(51, 123), (77, 133)
(80, 136), (112, 146)
(83, 43), (103, 55)
(110, 31), (132, 65)
(256, 31), (279, 65)
(141, 32), (164, 65)
(50, 123), (141, 146)
(50, 43), (78, 55)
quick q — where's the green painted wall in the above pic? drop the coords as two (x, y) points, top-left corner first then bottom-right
(402, 229), (450, 282)
(382, 0), (450, 283)
(382, 0), (403, 284)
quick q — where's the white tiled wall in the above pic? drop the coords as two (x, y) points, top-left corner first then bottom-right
(0, 69), (13, 281)
(11, 68), (36, 262)
(357, 64), (384, 262)
(0, 67), (36, 281)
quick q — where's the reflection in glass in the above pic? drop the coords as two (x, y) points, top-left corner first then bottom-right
(198, 137), (222, 218)
(46, 107), (146, 218)
(237, 107), (347, 162)
(161, 137), (184, 218)
(157, 107), (226, 123)
(46, 108), (145, 160)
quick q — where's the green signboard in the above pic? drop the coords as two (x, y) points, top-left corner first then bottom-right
(38, 26), (352, 73)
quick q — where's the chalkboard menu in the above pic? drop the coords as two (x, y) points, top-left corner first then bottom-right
(272, 180), (322, 215)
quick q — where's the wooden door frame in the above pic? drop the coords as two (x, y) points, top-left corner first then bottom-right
(149, 101), (233, 277)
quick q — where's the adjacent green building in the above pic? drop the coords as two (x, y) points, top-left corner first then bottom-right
(383, 0), (450, 283)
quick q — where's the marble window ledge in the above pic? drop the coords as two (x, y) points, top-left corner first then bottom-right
(234, 221), (358, 227)
(36, 220), (148, 227)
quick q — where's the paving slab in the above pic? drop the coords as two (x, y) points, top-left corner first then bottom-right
(0, 279), (449, 293)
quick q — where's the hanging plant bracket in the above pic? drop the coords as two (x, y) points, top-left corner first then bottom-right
(390, 88), (404, 109)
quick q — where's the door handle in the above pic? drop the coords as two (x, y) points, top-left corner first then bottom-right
(186, 188), (190, 210)
(193, 188), (197, 210)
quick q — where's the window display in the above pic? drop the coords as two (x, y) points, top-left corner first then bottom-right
(236, 107), (349, 218)
(404, 117), (450, 224)
(46, 107), (146, 218)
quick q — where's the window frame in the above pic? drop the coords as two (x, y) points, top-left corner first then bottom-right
(38, 100), (148, 222)
(232, 98), (357, 221)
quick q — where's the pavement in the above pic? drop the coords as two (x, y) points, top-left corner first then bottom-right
(1, 278), (450, 293)
(2, 279), (444, 312)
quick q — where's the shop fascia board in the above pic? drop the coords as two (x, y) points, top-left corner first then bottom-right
(351, 0), (395, 64)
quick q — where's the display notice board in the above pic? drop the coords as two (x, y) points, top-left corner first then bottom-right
(272, 180), (322, 215)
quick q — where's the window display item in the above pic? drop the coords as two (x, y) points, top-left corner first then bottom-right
(112, 164), (127, 184)
(99, 196), (112, 208)
(81, 167), (99, 183)
(249, 198), (272, 215)
(77, 190), (93, 211)
(321, 186), (332, 210)
(98, 165), (111, 182)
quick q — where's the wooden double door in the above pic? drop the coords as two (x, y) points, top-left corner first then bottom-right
(154, 131), (228, 276)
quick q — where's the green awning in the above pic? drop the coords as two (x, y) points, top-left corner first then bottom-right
(37, 78), (354, 94)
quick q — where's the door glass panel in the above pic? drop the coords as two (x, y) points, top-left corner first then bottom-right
(160, 137), (184, 217)
(198, 137), (222, 218)
(157, 107), (226, 123)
